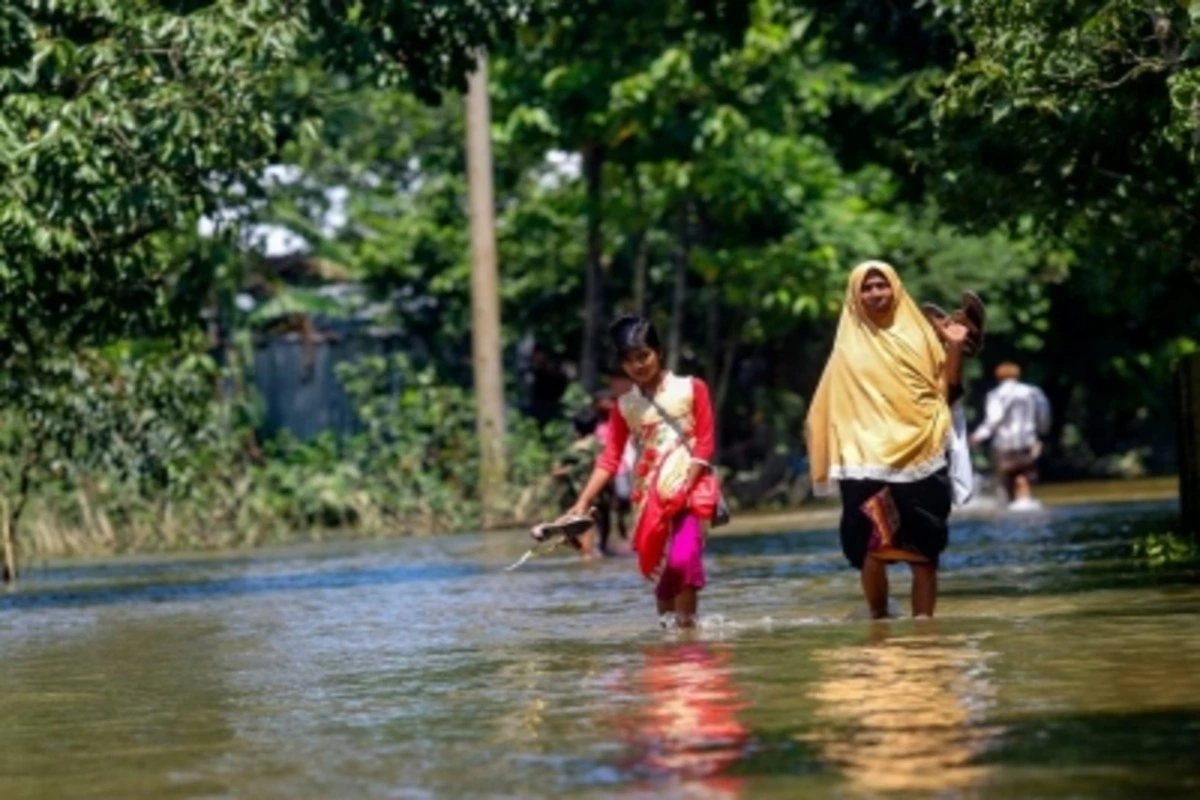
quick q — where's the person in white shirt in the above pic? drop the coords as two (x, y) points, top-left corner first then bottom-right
(969, 362), (1052, 509)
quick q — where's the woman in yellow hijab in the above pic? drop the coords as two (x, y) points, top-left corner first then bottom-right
(806, 261), (968, 618)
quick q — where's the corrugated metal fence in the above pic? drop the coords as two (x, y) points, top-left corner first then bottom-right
(250, 327), (404, 441)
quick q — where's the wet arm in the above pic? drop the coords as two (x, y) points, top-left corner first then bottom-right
(970, 390), (1004, 445)
(931, 318), (967, 405)
(944, 341), (965, 404)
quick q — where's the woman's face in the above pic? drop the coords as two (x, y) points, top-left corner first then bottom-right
(621, 346), (663, 385)
(859, 269), (895, 322)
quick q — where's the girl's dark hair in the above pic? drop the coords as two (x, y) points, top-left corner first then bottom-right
(608, 314), (662, 360)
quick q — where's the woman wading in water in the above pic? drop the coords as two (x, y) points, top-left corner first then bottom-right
(806, 261), (969, 618)
(564, 315), (722, 628)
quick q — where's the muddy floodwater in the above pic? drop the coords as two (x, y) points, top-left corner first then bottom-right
(2, 500), (1198, 798)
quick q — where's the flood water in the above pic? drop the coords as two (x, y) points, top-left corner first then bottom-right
(2, 501), (1198, 799)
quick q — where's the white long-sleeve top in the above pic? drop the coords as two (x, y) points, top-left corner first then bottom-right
(971, 379), (1051, 452)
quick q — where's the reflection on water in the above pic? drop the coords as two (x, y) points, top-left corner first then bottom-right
(805, 625), (1000, 794)
(616, 643), (750, 798)
(0, 501), (1198, 798)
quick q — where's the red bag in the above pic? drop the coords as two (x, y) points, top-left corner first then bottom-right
(688, 473), (722, 521)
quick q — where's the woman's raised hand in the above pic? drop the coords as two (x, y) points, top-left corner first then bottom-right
(934, 317), (970, 350)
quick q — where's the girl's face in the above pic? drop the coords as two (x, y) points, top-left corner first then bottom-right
(621, 346), (663, 386)
(859, 269), (895, 322)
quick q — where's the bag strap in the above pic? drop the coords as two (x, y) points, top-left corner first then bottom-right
(640, 377), (729, 523)
(639, 378), (701, 462)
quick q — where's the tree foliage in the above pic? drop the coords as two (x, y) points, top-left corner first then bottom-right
(1, 0), (1195, 568)
(926, 0), (1200, 461)
(0, 0), (540, 372)
(0, 0), (552, 577)
(246, 0), (1053, 417)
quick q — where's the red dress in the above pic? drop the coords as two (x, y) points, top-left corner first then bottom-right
(597, 373), (719, 582)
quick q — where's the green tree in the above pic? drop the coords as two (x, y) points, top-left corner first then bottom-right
(0, 345), (220, 580)
(492, 0), (751, 389)
(926, 0), (1200, 467)
(0, 0), (545, 579)
(0, 1), (539, 368)
(601, 3), (1037, 401)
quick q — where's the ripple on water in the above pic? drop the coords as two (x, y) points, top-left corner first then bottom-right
(0, 501), (1198, 799)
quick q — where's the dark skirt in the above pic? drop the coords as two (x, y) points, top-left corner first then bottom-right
(839, 468), (952, 570)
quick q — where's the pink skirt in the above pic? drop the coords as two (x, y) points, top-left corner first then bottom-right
(654, 514), (707, 601)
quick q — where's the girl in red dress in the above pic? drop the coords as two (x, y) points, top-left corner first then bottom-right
(564, 315), (721, 628)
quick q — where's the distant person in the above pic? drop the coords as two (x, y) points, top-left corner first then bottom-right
(970, 362), (1052, 511)
(806, 261), (969, 620)
(525, 344), (569, 428)
(593, 388), (616, 447)
(595, 380), (633, 544)
(552, 408), (611, 558)
(562, 315), (723, 628)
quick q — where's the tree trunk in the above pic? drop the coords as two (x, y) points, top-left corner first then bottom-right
(1178, 352), (1200, 538)
(630, 169), (649, 317)
(667, 202), (691, 373)
(705, 287), (720, 387)
(632, 234), (649, 319)
(465, 54), (507, 524)
(713, 334), (739, 466)
(703, 287), (721, 459)
(1039, 281), (1078, 478)
(580, 143), (606, 392)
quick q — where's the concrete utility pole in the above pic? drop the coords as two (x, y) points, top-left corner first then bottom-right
(465, 54), (507, 524)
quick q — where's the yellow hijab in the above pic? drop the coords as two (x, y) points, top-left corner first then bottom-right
(805, 261), (951, 494)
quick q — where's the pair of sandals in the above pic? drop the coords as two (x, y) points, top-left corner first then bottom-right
(505, 511), (596, 571)
(529, 511), (595, 548)
(921, 290), (986, 358)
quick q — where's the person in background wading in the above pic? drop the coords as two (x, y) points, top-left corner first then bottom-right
(552, 407), (612, 558)
(970, 362), (1052, 512)
(806, 262), (971, 619)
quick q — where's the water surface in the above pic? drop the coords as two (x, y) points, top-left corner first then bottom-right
(2, 501), (1198, 798)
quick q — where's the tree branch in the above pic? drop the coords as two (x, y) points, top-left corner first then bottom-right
(1089, 54), (1193, 90)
